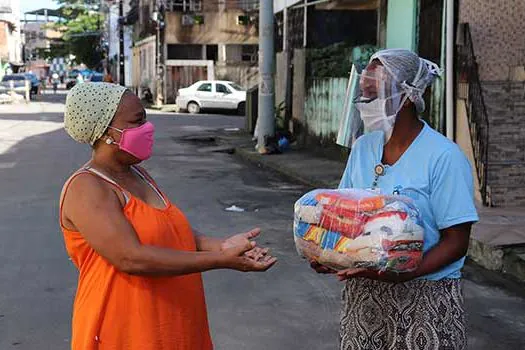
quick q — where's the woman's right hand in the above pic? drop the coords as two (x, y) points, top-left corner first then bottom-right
(310, 260), (336, 274)
(221, 242), (277, 272)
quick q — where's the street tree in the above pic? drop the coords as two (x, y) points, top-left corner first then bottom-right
(39, 0), (104, 69)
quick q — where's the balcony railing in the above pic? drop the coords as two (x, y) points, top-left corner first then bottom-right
(165, 0), (258, 12)
(165, 0), (203, 12)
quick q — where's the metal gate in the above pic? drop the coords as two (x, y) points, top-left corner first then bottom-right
(166, 65), (208, 104)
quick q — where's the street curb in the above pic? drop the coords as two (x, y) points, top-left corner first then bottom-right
(468, 238), (505, 271)
(503, 250), (525, 282)
(469, 244), (525, 284)
(235, 145), (525, 283)
(234, 147), (333, 189)
(468, 233), (525, 282)
(149, 104), (180, 113)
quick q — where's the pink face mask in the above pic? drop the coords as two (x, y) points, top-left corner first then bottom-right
(107, 121), (155, 161)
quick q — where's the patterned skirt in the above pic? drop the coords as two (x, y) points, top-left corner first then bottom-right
(340, 278), (466, 350)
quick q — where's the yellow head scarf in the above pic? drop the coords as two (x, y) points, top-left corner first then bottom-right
(64, 82), (129, 145)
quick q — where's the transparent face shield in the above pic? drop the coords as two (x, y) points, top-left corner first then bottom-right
(337, 64), (408, 147)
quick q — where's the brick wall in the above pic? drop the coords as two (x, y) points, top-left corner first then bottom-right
(482, 82), (525, 206)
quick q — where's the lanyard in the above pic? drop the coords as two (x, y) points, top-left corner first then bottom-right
(371, 164), (385, 190)
(372, 164), (403, 195)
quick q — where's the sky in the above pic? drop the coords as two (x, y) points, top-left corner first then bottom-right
(20, 0), (58, 15)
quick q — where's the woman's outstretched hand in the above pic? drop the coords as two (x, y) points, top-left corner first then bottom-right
(221, 228), (271, 261)
(221, 242), (277, 272)
(220, 228), (277, 271)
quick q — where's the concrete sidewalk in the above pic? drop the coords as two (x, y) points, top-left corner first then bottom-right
(222, 132), (525, 282)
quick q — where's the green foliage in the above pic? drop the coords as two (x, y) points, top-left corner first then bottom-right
(351, 45), (379, 72)
(306, 42), (353, 78)
(45, 1), (104, 68)
(306, 43), (379, 78)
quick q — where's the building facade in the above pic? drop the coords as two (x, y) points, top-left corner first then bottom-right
(0, 0), (22, 67)
(22, 14), (62, 62)
(269, 0), (524, 207)
(129, 0), (259, 104)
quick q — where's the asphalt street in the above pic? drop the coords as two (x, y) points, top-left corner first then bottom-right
(0, 92), (524, 349)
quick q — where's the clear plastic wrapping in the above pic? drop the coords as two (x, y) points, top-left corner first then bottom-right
(294, 189), (424, 273)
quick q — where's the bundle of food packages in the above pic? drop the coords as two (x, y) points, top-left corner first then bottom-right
(294, 189), (424, 273)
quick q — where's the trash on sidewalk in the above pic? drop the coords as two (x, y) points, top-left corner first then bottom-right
(256, 144), (280, 155)
(254, 130), (294, 155)
(256, 135), (281, 155)
(278, 136), (290, 152)
(225, 205), (246, 212)
(224, 128), (240, 132)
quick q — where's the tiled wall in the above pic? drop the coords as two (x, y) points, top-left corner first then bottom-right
(460, 0), (525, 81)
(481, 81), (525, 206)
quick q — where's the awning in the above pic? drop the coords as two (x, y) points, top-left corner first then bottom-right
(24, 8), (62, 17)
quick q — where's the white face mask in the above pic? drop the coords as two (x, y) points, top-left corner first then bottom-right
(355, 93), (408, 143)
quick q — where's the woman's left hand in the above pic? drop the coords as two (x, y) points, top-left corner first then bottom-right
(336, 268), (417, 283)
(221, 228), (270, 262)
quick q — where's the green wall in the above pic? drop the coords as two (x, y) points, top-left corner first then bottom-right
(386, 0), (418, 50)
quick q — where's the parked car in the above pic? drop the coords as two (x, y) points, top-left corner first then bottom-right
(24, 73), (41, 95)
(1, 74), (28, 89)
(176, 80), (246, 115)
(0, 74), (33, 97)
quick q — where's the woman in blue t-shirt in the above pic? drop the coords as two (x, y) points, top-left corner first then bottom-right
(312, 49), (479, 350)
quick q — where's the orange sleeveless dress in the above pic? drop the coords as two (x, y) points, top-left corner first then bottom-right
(60, 168), (213, 350)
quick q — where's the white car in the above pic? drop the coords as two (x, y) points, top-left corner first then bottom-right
(176, 80), (246, 115)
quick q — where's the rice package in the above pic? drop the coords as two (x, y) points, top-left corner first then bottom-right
(294, 189), (424, 273)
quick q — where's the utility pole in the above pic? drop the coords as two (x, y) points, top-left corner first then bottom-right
(119, 0), (125, 86)
(154, 2), (164, 106)
(283, 4), (292, 132)
(257, 0), (275, 151)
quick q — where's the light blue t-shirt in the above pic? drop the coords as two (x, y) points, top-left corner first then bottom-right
(339, 122), (479, 280)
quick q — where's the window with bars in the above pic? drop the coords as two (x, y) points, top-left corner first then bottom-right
(167, 44), (203, 60)
(237, 0), (258, 11)
(223, 0), (258, 11)
(166, 0), (203, 12)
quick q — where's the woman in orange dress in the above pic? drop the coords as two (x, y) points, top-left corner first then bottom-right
(60, 82), (277, 350)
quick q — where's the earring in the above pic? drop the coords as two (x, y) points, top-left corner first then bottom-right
(105, 137), (113, 145)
